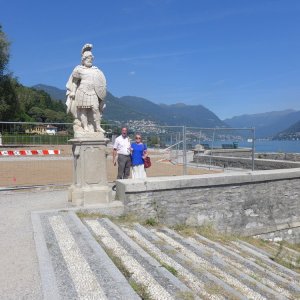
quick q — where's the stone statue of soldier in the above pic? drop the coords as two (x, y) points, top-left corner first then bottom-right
(66, 44), (106, 136)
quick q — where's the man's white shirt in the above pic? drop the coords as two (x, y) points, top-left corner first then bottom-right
(113, 135), (131, 155)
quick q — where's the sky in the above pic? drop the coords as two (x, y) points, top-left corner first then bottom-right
(1, 0), (300, 119)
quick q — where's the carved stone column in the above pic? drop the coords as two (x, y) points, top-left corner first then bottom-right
(68, 138), (112, 206)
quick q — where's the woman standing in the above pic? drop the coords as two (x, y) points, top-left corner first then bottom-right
(131, 134), (148, 179)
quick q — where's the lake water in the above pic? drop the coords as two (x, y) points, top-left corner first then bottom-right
(210, 140), (300, 153)
(253, 140), (300, 153)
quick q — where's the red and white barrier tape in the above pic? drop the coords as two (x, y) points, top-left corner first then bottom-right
(0, 149), (61, 156)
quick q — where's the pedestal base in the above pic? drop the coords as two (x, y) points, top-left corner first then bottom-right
(68, 185), (112, 206)
(68, 137), (112, 206)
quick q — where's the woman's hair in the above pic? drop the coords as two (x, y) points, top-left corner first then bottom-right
(135, 133), (142, 139)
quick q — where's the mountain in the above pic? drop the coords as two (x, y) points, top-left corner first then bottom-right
(32, 84), (66, 101)
(159, 103), (224, 127)
(224, 110), (300, 138)
(33, 84), (227, 128)
(274, 120), (300, 140)
(114, 96), (225, 127)
(108, 96), (226, 127)
(30, 84), (300, 135)
(104, 93), (150, 121)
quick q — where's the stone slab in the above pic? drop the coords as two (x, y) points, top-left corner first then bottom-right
(33, 211), (139, 299)
(68, 185), (112, 206)
(116, 168), (300, 195)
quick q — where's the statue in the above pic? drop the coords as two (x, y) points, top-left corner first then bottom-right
(66, 44), (106, 136)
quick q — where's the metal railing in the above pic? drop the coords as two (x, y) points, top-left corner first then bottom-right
(186, 127), (256, 172)
(0, 122), (256, 188)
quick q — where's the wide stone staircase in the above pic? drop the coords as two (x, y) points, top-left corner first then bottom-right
(32, 210), (300, 299)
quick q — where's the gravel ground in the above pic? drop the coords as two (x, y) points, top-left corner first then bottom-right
(0, 189), (67, 300)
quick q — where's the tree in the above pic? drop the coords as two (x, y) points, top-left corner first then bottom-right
(0, 24), (10, 77)
(0, 76), (19, 120)
(28, 106), (46, 122)
(0, 25), (20, 121)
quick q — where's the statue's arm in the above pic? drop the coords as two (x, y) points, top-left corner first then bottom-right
(67, 66), (81, 99)
(69, 79), (78, 99)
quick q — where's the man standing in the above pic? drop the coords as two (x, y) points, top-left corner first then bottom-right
(113, 128), (131, 179)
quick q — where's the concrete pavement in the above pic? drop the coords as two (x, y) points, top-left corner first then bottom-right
(1, 188), (300, 299)
(0, 189), (68, 299)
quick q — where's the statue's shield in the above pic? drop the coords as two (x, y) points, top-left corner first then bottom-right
(93, 69), (107, 100)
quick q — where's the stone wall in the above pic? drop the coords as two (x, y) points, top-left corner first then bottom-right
(197, 149), (300, 162)
(254, 225), (300, 244)
(256, 152), (300, 161)
(201, 148), (252, 157)
(193, 154), (300, 170)
(116, 169), (300, 243)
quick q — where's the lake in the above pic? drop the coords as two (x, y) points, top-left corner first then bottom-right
(209, 140), (300, 153)
(253, 140), (300, 153)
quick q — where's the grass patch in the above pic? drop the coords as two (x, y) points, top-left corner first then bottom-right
(161, 262), (178, 276)
(270, 247), (300, 273)
(280, 241), (300, 253)
(254, 259), (266, 268)
(104, 248), (132, 279)
(204, 282), (223, 295)
(175, 291), (195, 300)
(76, 211), (108, 220)
(130, 280), (151, 300)
(77, 212), (139, 225)
(113, 213), (138, 223)
(241, 238), (300, 273)
(196, 224), (237, 243)
(143, 218), (159, 227)
(204, 282), (240, 300)
(271, 257), (300, 273)
(240, 236), (272, 251)
(163, 248), (178, 256)
(95, 236), (152, 299)
(173, 223), (237, 243)
(173, 224), (196, 237)
(249, 273), (261, 282)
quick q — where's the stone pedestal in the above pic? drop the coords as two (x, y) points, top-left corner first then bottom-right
(68, 137), (112, 206)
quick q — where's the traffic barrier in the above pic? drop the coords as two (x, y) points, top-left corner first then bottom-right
(0, 149), (60, 156)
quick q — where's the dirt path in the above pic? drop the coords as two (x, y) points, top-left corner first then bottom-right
(0, 145), (219, 187)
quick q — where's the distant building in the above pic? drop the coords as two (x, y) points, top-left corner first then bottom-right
(46, 125), (58, 135)
(25, 124), (58, 135)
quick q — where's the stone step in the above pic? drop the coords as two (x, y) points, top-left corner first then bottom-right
(157, 227), (288, 300)
(128, 223), (246, 300)
(239, 239), (300, 268)
(32, 211), (139, 300)
(230, 240), (300, 284)
(32, 211), (300, 300)
(85, 218), (196, 300)
(274, 244), (300, 268)
(194, 233), (300, 298)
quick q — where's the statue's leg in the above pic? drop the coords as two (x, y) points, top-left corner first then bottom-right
(78, 107), (88, 131)
(85, 109), (93, 132)
(92, 103), (105, 133)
